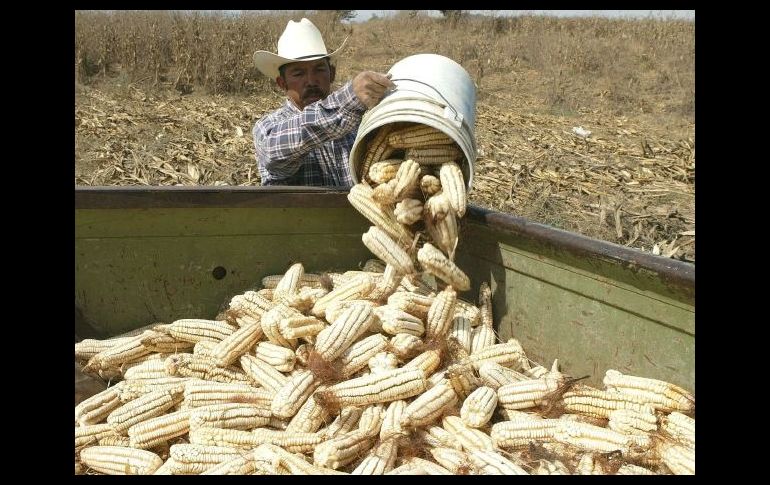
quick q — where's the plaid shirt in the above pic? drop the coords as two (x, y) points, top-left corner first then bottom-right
(253, 81), (367, 187)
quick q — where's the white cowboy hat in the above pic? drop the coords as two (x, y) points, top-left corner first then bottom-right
(253, 18), (348, 79)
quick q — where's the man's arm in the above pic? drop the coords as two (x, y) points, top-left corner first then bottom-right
(253, 81), (367, 180)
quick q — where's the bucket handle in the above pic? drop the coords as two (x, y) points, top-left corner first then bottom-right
(389, 77), (464, 127)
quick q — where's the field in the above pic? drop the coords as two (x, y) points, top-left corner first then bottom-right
(75, 10), (695, 262)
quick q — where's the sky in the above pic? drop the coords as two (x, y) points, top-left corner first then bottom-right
(352, 10), (695, 22)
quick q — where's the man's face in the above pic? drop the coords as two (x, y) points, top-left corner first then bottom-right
(276, 58), (336, 110)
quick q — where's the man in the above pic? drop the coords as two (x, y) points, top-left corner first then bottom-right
(252, 18), (395, 187)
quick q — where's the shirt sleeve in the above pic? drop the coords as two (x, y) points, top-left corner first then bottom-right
(253, 81), (367, 180)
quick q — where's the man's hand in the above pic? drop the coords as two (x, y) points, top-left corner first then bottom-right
(352, 71), (396, 109)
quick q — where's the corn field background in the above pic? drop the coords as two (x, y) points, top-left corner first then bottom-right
(74, 10), (695, 263)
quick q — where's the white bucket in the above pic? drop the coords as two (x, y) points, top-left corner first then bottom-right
(349, 54), (478, 190)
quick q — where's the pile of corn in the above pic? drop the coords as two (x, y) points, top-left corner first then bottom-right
(74, 124), (695, 475)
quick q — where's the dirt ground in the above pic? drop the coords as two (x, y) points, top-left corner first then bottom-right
(75, 80), (693, 263)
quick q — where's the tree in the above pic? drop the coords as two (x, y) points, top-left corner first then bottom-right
(440, 10), (467, 27)
(333, 10), (356, 22)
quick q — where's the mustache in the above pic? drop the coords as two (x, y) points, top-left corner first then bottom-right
(303, 87), (324, 98)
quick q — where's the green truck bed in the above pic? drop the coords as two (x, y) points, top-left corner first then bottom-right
(75, 186), (694, 392)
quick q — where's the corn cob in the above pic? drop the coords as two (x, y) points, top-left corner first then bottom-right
(188, 401), (271, 431)
(161, 319), (237, 344)
(271, 369), (321, 419)
(285, 384), (330, 433)
(425, 206), (459, 258)
(200, 455), (258, 475)
(168, 444), (245, 474)
(603, 369), (695, 413)
(259, 304), (300, 349)
(80, 446), (164, 475)
(127, 409), (192, 449)
(237, 354), (287, 394)
(75, 336), (135, 362)
(497, 372), (566, 411)
(208, 322), (263, 367)
(394, 198), (423, 225)
(348, 183), (412, 245)
(118, 377), (189, 402)
(467, 339), (527, 371)
(75, 423), (120, 449)
(362, 226), (416, 276)
(452, 299), (479, 326)
(380, 399), (408, 441)
(138, 331), (195, 354)
(314, 429), (376, 469)
(616, 463), (658, 475)
(106, 388), (182, 433)
(398, 273), (438, 296)
(657, 439), (694, 475)
(325, 298), (375, 323)
(417, 424), (463, 451)
(405, 144), (462, 165)
(278, 315), (326, 340)
(82, 333), (153, 373)
(470, 325), (497, 355)
(467, 449), (530, 475)
(352, 438), (398, 474)
(122, 354), (172, 380)
(312, 274), (376, 319)
(553, 420), (651, 454)
(477, 361), (528, 390)
(403, 348), (443, 377)
(321, 405), (364, 440)
(460, 386), (498, 428)
(397, 456), (454, 475)
(425, 285), (458, 341)
(358, 402), (386, 437)
(442, 415), (495, 451)
(315, 302), (375, 361)
(608, 408), (658, 435)
(561, 387), (658, 419)
(660, 411), (695, 448)
(182, 380), (273, 409)
(449, 316), (473, 353)
(400, 379), (459, 429)
(429, 447), (480, 474)
(75, 384), (124, 426)
(417, 175), (440, 198)
(532, 459), (571, 475)
(490, 417), (560, 449)
(424, 191), (452, 222)
(97, 435), (132, 447)
(369, 159), (402, 184)
(261, 272), (324, 289)
(338, 333), (390, 378)
(272, 262), (304, 303)
(576, 453), (608, 475)
(439, 161), (467, 218)
(248, 428), (323, 454)
(255, 341), (296, 372)
(386, 124), (454, 148)
(252, 443), (346, 475)
(387, 291), (434, 321)
(314, 367), (427, 410)
(388, 333), (423, 361)
(360, 125), (395, 183)
(375, 306), (424, 337)
(446, 362), (481, 399)
(368, 352), (400, 374)
(164, 353), (251, 384)
(385, 462), (429, 475)
(366, 264), (404, 302)
(417, 243), (470, 291)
